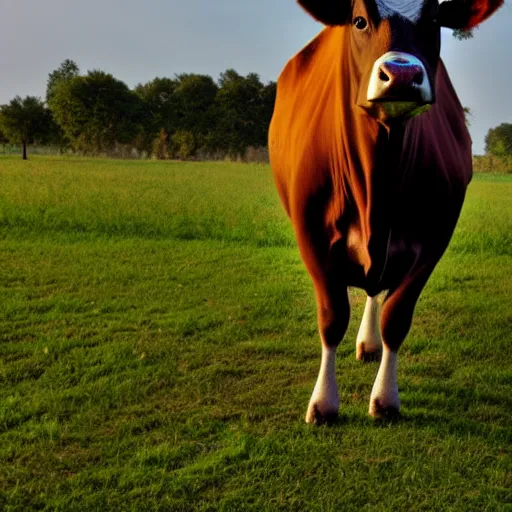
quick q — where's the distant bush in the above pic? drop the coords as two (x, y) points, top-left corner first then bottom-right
(152, 128), (169, 160)
(171, 130), (196, 160)
(245, 146), (269, 163)
(484, 123), (512, 157)
(473, 154), (512, 174)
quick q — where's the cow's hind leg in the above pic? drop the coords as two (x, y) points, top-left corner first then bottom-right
(306, 277), (350, 425)
(356, 295), (383, 362)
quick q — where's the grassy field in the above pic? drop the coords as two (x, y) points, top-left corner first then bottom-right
(1, 156), (511, 511)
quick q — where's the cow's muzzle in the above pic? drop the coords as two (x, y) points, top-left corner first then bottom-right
(367, 51), (433, 118)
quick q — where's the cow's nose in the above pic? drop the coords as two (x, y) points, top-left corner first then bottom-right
(367, 51), (432, 104)
(378, 60), (424, 88)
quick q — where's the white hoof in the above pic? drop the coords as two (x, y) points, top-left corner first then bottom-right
(305, 400), (339, 424)
(369, 396), (400, 419)
(356, 342), (382, 362)
(306, 346), (339, 425)
(369, 346), (400, 419)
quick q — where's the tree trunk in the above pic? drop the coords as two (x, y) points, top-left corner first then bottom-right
(22, 140), (27, 160)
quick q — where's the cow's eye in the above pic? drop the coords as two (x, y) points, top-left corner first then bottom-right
(353, 16), (368, 30)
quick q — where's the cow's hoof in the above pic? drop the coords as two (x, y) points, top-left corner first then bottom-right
(305, 402), (339, 425)
(356, 342), (382, 363)
(369, 398), (401, 420)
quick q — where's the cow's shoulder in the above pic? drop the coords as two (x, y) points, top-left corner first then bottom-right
(269, 27), (345, 217)
(277, 27), (336, 93)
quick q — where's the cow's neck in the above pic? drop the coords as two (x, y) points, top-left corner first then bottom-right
(335, 111), (408, 286)
(328, 33), (413, 286)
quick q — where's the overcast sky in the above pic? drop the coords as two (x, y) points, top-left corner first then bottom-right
(1, 0), (510, 154)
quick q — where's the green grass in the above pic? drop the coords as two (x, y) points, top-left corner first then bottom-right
(0, 156), (511, 511)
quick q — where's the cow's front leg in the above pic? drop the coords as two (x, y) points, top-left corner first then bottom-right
(369, 261), (437, 418)
(356, 295), (383, 362)
(369, 344), (400, 418)
(306, 281), (350, 424)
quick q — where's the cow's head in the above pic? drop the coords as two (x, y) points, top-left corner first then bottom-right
(298, 0), (502, 123)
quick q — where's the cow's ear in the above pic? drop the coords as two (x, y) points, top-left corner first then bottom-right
(438, 0), (503, 30)
(297, 0), (350, 25)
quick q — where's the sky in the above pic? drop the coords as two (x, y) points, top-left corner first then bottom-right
(1, 0), (510, 154)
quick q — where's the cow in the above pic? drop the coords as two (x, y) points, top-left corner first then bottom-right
(269, 0), (502, 423)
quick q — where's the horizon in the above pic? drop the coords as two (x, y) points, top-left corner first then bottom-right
(1, 1), (510, 154)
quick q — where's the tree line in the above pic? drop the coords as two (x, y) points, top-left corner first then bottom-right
(1, 59), (511, 164)
(0, 60), (276, 160)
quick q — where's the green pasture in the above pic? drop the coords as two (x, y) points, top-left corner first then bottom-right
(0, 156), (511, 511)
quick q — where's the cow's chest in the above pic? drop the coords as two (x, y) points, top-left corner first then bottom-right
(342, 221), (423, 294)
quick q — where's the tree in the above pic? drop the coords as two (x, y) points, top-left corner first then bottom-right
(0, 127), (7, 144)
(463, 106), (472, 127)
(259, 81), (277, 144)
(0, 126), (8, 154)
(0, 96), (52, 159)
(49, 70), (144, 153)
(46, 59), (80, 103)
(46, 60), (80, 150)
(134, 77), (178, 156)
(135, 71), (274, 160)
(134, 77), (177, 131)
(172, 73), (218, 156)
(452, 29), (474, 40)
(213, 70), (274, 158)
(485, 123), (512, 157)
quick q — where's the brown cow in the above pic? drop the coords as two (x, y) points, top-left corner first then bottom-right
(269, 0), (502, 423)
